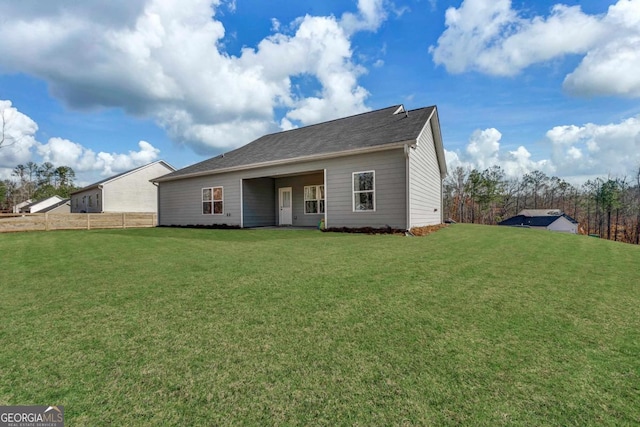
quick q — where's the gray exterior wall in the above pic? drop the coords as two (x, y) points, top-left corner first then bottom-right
(408, 121), (443, 227)
(71, 188), (102, 213)
(158, 149), (408, 229)
(242, 178), (275, 227)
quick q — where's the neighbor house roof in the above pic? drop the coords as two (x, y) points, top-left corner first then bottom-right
(38, 199), (70, 213)
(499, 213), (578, 227)
(518, 209), (562, 217)
(19, 195), (65, 212)
(156, 105), (445, 182)
(71, 160), (175, 195)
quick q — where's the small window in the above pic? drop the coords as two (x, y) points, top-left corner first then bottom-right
(304, 185), (325, 214)
(202, 187), (223, 215)
(353, 171), (375, 211)
(88, 196), (93, 207)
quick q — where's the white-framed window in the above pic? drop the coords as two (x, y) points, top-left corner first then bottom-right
(304, 185), (325, 214)
(353, 171), (375, 212)
(202, 187), (223, 215)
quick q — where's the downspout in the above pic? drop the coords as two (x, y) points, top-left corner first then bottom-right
(404, 144), (411, 231)
(98, 185), (104, 213)
(152, 182), (159, 225)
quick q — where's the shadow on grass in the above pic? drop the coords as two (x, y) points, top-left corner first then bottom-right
(90, 226), (345, 243)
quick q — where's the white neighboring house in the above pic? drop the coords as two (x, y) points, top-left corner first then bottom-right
(19, 196), (66, 213)
(70, 161), (175, 213)
(499, 209), (579, 234)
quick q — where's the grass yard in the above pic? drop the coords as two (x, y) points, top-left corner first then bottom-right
(1, 224), (638, 426)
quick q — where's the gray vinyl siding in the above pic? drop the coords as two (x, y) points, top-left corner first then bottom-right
(242, 178), (275, 227)
(71, 188), (102, 213)
(158, 149), (407, 229)
(409, 122), (443, 227)
(325, 150), (406, 229)
(159, 174), (241, 226)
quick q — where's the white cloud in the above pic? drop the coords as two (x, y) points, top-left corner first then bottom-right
(447, 115), (640, 182)
(430, 0), (640, 98)
(446, 127), (550, 178)
(0, 100), (39, 173)
(546, 116), (640, 178)
(341, 0), (388, 34)
(38, 138), (160, 178)
(0, 0), (390, 155)
(0, 100), (161, 184)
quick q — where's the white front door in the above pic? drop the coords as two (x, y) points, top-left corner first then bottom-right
(279, 187), (292, 225)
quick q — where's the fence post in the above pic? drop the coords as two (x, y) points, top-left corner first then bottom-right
(45, 213), (50, 231)
(87, 214), (91, 230)
(122, 212), (126, 229)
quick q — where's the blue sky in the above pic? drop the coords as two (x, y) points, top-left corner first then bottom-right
(1, 0), (639, 186)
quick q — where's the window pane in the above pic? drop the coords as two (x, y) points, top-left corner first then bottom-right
(304, 186), (316, 200)
(213, 187), (222, 201)
(213, 201), (223, 214)
(203, 202), (212, 214)
(319, 200), (325, 213)
(354, 172), (373, 191)
(318, 185), (325, 199)
(282, 190), (291, 208)
(355, 192), (374, 211)
(202, 188), (212, 201)
(305, 200), (318, 214)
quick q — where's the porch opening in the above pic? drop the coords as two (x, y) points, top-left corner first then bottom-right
(242, 170), (325, 228)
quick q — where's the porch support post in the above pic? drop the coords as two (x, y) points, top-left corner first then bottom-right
(239, 178), (244, 228)
(323, 168), (328, 229)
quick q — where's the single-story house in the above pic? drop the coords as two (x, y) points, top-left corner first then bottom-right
(499, 209), (579, 233)
(71, 160), (175, 213)
(19, 195), (67, 213)
(154, 105), (447, 230)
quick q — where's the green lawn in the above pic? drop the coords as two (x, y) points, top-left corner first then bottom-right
(1, 225), (638, 426)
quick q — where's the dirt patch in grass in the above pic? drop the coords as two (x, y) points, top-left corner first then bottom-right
(410, 224), (447, 236)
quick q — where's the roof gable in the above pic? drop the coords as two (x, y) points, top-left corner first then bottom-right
(158, 105), (442, 181)
(72, 160), (175, 194)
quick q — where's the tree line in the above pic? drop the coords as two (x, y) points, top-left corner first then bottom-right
(444, 166), (640, 244)
(1, 162), (78, 211)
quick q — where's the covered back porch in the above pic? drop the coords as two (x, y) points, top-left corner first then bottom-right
(241, 169), (325, 228)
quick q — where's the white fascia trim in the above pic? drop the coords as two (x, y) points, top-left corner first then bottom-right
(154, 141), (411, 183)
(404, 144), (411, 230)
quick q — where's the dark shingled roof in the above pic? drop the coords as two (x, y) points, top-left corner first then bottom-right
(499, 213), (578, 227)
(158, 105), (436, 181)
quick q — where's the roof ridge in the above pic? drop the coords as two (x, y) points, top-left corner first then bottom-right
(259, 105), (402, 138)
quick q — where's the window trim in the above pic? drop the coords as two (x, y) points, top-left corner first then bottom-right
(202, 186), (224, 215)
(303, 184), (325, 215)
(352, 170), (376, 212)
